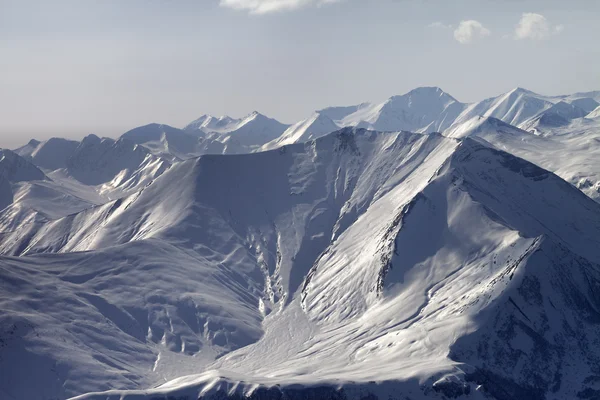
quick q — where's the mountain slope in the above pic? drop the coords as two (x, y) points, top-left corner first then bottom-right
(450, 88), (554, 130)
(264, 87), (600, 153)
(334, 87), (466, 133)
(520, 101), (589, 133)
(184, 112), (290, 152)
(3, 129), (600, 400)
(445, 115), (600, 203)
(69, 134), (600, 400)
(121, 123), (202, 160)
(184, 115), (240, 134)
(15, 137), (80, 171)
(260, 112), (339, 151)
(0, 149), (47, 210)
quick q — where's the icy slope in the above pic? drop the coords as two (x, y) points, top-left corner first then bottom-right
(70, 134), (600, 400)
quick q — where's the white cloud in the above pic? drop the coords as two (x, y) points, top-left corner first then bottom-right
(514, 13), (563, 40)
(220, 0), (342, 14)
(427, 22), (452, 29)
(453, 20), (491, 44)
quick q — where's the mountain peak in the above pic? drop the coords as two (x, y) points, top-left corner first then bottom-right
(506, 87), (544, 98)
(406, 86), (448, 96)
(81, 133), (102, 145)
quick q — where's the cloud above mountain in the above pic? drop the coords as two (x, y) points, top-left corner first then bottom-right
(453, 20), (491, 44)
(514, 13), (564, 40)
(219, 0), (342, 14)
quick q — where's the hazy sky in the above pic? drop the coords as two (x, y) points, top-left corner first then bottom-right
(1, 0), (599, 147)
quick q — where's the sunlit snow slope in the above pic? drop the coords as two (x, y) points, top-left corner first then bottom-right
(2, 128), (600, 400)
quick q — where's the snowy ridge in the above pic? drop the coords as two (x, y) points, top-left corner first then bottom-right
(109, 86), (600, 162)
(334, 87), (466, 133)
(0, 148), (47, 184)
(121, 123), (201, 161)
(66, 132), (600, 400)
(184, 114), (241, 134)
(0, 148), (48, 211)
(444, 113), (600, 203)
(519, 101), (589, 133)
(15, 137), (80, 170)
(260, 112), (339, 150)
(184, 111), (290, 151)
(2, 86), (600, 400)
(0, 135), (172, 247)
(2, 127), (600, 400)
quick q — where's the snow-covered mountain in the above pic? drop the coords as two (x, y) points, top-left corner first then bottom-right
(184, 114), (241, 134)
(2, 86), (600, 400)
(185, 111), (290, 151)
(121, 123), (202, 161)
(257, 87), (599, 153)
(321, 87), (467, 134)
(445, 112), (600, 202)
(0, 134), (172, 239)
(2, 127), (600, 400)
(104, 87), (600, 166)
(260, 112), (339, 150)
(122, 113), (291, 159)
(15, 137), (80, 170)
(0, 149), (47, 210)
(450, 87), (555, 128)
(519, 101), (589, 133)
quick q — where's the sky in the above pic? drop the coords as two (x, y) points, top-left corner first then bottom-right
(1, 0), (599, 147)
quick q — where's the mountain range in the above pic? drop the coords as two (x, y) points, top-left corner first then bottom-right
(1, 87), (600, 400)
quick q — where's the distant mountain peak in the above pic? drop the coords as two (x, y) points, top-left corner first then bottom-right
(81, 133), (102, 146)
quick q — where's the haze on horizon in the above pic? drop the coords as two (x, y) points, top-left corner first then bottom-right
(1, 0), (599, 148)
